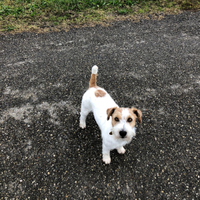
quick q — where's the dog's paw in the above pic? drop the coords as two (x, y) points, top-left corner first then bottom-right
(80, 121), (86, 129)
(117, 147), (126, 154)
(103, 155), (111, 164)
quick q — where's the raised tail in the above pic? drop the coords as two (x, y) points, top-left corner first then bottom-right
(89, 65), (98, 88)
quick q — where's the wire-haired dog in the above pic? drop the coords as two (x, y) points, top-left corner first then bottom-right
(80, 66), (142, 164)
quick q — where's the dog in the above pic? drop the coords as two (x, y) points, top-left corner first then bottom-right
(80, 65), (142, 164)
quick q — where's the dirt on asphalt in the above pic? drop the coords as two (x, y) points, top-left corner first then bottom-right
(0, 11), (200, 199)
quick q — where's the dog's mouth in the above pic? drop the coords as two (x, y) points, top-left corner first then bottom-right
(117, 135), (132, 141)
(111, 128), (135, 141)
(120, 135), (128, 139)
(120, 134), (135, 142)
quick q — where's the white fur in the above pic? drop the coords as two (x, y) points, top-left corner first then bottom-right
(80, 66), (137, 164)
(92, 65), (98, 74)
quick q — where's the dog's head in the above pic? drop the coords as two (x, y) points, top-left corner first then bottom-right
(107, 107), (142, 141)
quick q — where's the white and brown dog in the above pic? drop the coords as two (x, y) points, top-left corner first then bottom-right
(80, 65), (142, 164)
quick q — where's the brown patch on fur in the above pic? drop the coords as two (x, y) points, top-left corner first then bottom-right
(107, 107), (117, 120)
(111, 108), (123, 126)
(130, 107), (142, 124)
(126, 109), (138, 127)
(95, 89), (106, 97)
(89, 74), (97, 88)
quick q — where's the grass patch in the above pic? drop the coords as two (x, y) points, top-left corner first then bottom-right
(3, 25), (15, 31)
(118, 8), (128, 15)
(0, 0), (200, 33)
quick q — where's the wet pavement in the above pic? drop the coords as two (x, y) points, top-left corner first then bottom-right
(0, 11), (200, 199)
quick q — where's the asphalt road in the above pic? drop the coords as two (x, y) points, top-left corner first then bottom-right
(0, 11), (200, 199)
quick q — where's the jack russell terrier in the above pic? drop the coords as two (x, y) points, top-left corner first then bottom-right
(80, 65), (142, 164)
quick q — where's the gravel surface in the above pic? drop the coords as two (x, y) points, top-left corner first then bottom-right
(0, 11), (200, 199)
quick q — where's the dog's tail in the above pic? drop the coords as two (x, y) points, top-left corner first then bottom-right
(89, 65), (98, 88)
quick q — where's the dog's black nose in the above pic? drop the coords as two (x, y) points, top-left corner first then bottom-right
(119, 130), (127, 138)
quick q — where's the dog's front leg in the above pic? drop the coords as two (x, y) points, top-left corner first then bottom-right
(102, 144), (111, 164)
(117, 146), (126, 154)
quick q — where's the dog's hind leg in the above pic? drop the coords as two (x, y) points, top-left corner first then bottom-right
(80, 99), (91, 129)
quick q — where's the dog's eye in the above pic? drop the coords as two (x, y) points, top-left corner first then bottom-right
(127, 118), (132, 122)
(114, 117), (119, 122)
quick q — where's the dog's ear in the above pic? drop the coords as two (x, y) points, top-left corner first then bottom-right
(107, 107), (117, 120)
(131, 108), (142, 124)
